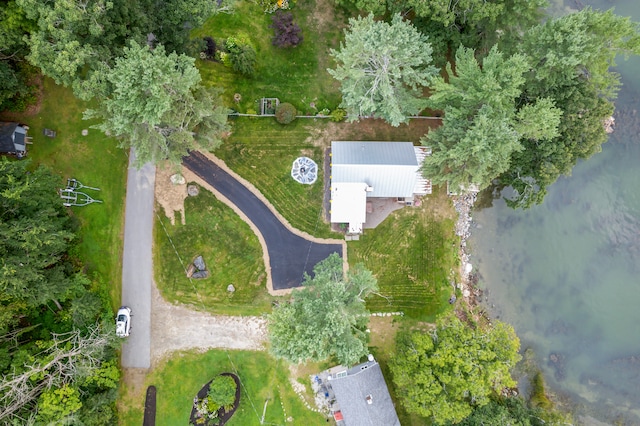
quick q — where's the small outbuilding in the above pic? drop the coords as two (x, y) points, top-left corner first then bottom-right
(0, 122), (28, 158)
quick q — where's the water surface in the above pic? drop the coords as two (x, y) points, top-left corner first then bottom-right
(469, 0), (640, 423)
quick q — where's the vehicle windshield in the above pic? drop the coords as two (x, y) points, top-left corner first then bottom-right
(117, 314), (127, 322)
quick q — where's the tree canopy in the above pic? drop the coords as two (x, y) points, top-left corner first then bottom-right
(329, 13), (438, 126)
(84, 41), (229, 167)
(390, 313), (521, 424)
(0, 159), (119, 424)
(498, 7), (640, 208)
(268, 253), (377, 366)
(421, 45), (561, 192)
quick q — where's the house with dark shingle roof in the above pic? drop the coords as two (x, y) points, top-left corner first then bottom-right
(322, 356), (401, 426)
(0, 122), (28, 158)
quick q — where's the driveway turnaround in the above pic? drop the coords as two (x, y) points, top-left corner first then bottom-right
(184, 151), (344, 290)
(121, 151), (155, 369)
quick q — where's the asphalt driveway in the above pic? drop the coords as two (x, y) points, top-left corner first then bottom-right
(183, 151), (343, 290)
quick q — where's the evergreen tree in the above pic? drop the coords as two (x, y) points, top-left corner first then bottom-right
(329, 14), (438, 126)
(84, 41), (229, 167)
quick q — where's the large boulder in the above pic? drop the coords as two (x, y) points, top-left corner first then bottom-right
(193, 255), (206, 271)
(192, 270), (210, 279)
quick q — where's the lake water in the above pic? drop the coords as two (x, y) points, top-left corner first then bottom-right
(469, 0), (640, 424)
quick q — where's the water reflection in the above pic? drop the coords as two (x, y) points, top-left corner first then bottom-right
(470, 138), (640, 422)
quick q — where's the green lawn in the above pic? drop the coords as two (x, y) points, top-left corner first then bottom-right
(192, 0), (345, 112)
(216, 117), (339, 238)
(154, 185), (274, 315)
(349, 186), (459, 321)
(119, 349), (328, 426)
(1, 78), (128, 308)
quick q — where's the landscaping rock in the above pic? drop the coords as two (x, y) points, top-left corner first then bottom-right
(170, 174), (186, 185)
(187, 185), (199, 196)
(192, 270), (209, 279)
(186, 263), (196, 278)
(193, 255), (206, 271)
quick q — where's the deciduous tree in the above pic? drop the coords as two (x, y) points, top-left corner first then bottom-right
(268, 253), (377, 366)
(329, 14), (438, 126)
(84, 41), (229, 167)
(390, 313), (521, 425)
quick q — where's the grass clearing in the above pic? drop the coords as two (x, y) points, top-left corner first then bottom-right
(192, 0), (346, 112)
(349, 185), (459, 321)
(154, 185), (273, 315)
(0, 78), (128, 308)
(119, 349), (328, 426)
(216, 117), (338, 238)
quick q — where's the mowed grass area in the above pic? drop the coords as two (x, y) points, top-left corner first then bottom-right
(349, 185), (459, 321)
(119, 349), (328, 426)
(216, 117), (338, 238)
(192, 0), (345, 112)
(0, 78), (128, 308)
(155, 186), (273, 315)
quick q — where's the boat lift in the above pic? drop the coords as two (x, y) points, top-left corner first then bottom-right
(59, 178), (103, 207)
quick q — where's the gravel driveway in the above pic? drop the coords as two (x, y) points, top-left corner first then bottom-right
(150, 281), (267, 365)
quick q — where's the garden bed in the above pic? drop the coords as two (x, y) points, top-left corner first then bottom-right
(189, 373), (241, 426)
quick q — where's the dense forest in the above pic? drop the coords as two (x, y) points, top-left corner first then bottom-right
(2, 0), (640, 423)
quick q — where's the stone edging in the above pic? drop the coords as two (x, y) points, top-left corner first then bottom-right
(181, 151), (348, 296)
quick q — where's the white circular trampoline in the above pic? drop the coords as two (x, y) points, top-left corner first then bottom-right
(291, 157), (318, 185)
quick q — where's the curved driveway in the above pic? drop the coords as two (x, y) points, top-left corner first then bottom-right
(183, 151), (344, 290)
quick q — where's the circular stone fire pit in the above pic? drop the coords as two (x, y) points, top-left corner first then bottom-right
(291, 157), (318, 184)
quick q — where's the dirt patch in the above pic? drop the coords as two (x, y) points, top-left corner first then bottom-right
(309, 0), (341, 35)
(120, 368), (149, 417)
(305, 118), (441, 150)
(368, 316), (401, 353)
(150, 279), (267, 367)
(155, 162), (188, 225)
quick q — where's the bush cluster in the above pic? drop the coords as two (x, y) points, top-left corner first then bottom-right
(275, 102), (297, 124)
(271, 11), (303, 48)
(225, 34), (257, 76)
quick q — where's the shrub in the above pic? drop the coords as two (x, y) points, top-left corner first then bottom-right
(271, 11), (303, 48)
(275, 103), (297, 124)
(203, 37), (216, 59)
(229, 45), (256, 76)
(207, 375), (236, 412)
(224, 34), (257, 76)
(329, 108), (347, 122)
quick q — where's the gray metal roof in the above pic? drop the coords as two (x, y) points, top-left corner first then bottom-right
(0, 122), (20, 153)
(332, 141), (417, 165)
(331, 142), (419, 198)
(329, 361), (401, 426)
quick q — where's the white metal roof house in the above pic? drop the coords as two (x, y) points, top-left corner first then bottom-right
(322, 356), (401, 426)
(330, 141), (431, 234)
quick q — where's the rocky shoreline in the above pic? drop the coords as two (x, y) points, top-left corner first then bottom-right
(452, 192), (482, 308)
